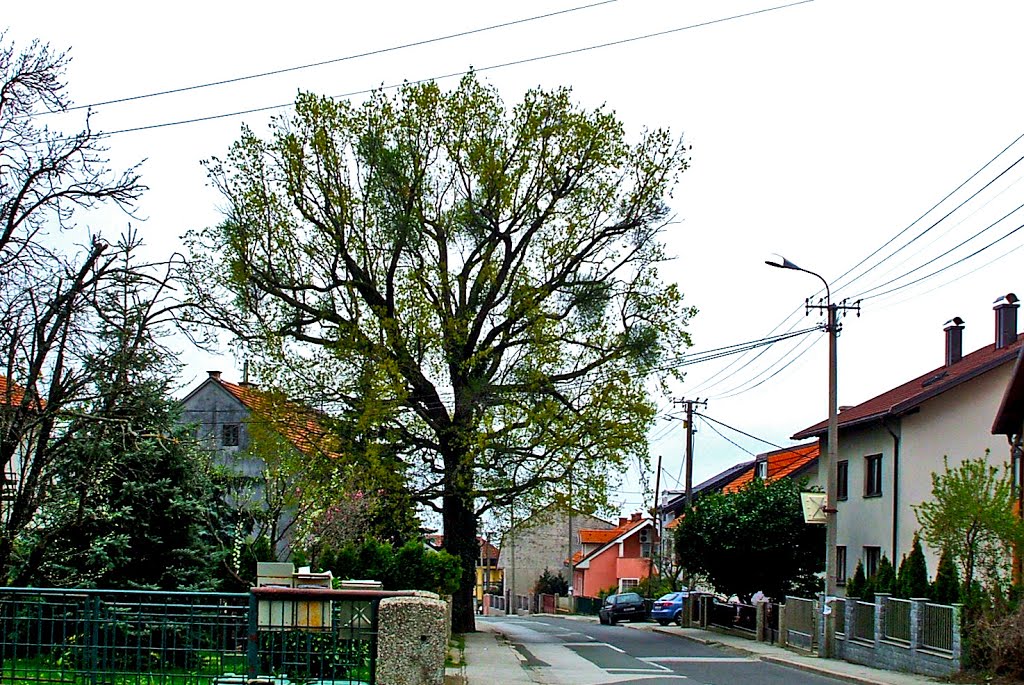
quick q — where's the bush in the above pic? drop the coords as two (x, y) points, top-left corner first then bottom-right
(534, 568), (568, 596)
(895, 534), (930, 599)
(315, 539), (461, 595)
(965, 601), (1024, 677)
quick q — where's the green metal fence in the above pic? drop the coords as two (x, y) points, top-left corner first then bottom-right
(0, 586), (408, 685)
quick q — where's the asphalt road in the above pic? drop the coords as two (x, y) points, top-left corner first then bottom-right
(480, 615), (853, 685)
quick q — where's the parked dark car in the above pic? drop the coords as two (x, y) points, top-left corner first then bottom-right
(598, 592), (649, 625)
(650, 590), (688, 626)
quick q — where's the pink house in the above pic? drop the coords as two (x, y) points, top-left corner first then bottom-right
(571, 512), (658, 598)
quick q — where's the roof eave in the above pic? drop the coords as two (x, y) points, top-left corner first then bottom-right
(993, 345), (1024, 435)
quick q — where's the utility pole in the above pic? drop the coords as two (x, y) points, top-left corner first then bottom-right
(672, 398), (707, 508)
(767, 254), (861, 660)
(568, 464), (574, 611)
(672, 397), (706, 589)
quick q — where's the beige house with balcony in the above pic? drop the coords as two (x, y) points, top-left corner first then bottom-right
(793, 295), (1022, 590)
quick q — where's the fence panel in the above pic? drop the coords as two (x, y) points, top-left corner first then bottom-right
(574, 596), (601, 615)
(920, 603), (954, 653)
(706, 598), (755, 634)
(851, 600), (875, 642)
(0, 586), (408, 685)
(784, 595), (816, 648)
(883, 597), (911, 644)
(0, 587), (250, 685)
(832, 598), (845, 636)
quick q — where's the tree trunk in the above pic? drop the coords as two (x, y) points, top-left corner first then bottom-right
(443, 485), (478, 633)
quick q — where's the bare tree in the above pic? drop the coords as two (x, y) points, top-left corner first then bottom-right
(0, 34), (145, 578)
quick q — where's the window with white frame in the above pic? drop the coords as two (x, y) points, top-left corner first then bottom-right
(619, 578), (639, 592)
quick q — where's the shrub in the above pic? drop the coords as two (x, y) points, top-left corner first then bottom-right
(534, 568), (569, 596)
(895, 534), (930, 599)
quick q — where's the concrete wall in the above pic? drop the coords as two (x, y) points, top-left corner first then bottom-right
(498, 506), (613, 598)
(377, 594), (448, 685)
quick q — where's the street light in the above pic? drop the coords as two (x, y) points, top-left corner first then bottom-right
(766, 254), (839, 659)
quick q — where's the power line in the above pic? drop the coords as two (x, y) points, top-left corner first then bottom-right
(88, 0), (816, 139)
(56, 1), (623, 113)
(696, 414), (756, 457)
(830, 133), (1024, 299)
(695, 411), (783, 450)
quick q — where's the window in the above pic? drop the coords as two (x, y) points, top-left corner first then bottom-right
(836, 546), (847, 584)
(864, 546), (881, 578)
(619, 578), (639, 592)
(836, 460), (849, 500)
(755, 460), (768, 480)
(641, 542), (652, 558)
(864, 454), (882, 497)
(222, 423), (240, 447)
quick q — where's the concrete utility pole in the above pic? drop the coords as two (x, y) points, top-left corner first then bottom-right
(766, 255), (860, 660)
(672, 397), (706, 589)
(672, 398), (706, 508)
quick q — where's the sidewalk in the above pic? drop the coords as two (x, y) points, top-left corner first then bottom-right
(451, 614), (981, 685)
(445, 624), (535, 685)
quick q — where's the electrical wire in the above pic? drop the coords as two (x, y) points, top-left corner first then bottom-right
(59, 0), (623, 113)
(696, 414), (756, 457)
(695, 411), (784, 450)
(829, 133), (1024, 299)
(87, 0), (816, 139)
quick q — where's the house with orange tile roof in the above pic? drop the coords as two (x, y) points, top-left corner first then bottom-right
(571, 512), (658, 598)
(794, 295), (1023, 591)
(721, 442), (821, 494)
(0, 376), (44, 509)
(179, 370), (340, 560)
(426, 533), (503, 602)
(497, 504), (613, 604)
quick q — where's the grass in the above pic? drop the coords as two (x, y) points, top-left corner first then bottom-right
(445, 633), (466, 669)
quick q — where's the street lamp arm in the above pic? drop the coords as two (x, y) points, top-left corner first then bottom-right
(764, 255), (830, 304)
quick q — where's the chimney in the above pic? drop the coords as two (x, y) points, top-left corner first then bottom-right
(207, 370), (222, 380)
(618, 517), (628, 527)
(631, 512), (643, 522)
(943, 318), (964, 366)
(994, 293), (1020, 349)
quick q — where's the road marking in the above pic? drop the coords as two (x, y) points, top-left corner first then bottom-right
(563, 642), (626, 653)
(640, 656), (757, 663)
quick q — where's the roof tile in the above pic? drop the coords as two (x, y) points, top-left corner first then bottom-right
(794, 338), (1024, 439)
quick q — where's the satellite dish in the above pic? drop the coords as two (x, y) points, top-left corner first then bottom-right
(800, 492), (827, 524)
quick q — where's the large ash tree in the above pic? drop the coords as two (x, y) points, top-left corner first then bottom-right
(187, 74), (694, 631)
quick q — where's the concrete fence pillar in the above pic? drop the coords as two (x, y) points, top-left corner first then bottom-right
(777, 602), (788, 647)
(952, 603), (963, 669)
(908, 597), (929, 653)
(874, 593), (890, 649)
(755, 601), (766, 642)
(680, 595), (693, 628)
(845, 596), (856, 640)
(377, 595), (447, 685)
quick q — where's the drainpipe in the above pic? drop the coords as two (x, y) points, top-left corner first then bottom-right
(1010, 434), (1024, 584)
(884, 420), (901, 561)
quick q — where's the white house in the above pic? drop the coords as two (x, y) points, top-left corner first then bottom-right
(793, 295), (1022, 589)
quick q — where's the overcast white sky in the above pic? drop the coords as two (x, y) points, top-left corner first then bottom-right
(9, 0), (1024, 516)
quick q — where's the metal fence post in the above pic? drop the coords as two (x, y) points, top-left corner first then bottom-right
(89, 594), (101, 685)
(247, 591), (259, 680)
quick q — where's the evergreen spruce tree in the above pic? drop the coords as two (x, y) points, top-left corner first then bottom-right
(16, 235), (230, 589)
(874, 555), (896, 594)
(846, 560), (867, 598)
(896, 534), (931, 599)
(932, 547), (961, 605)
